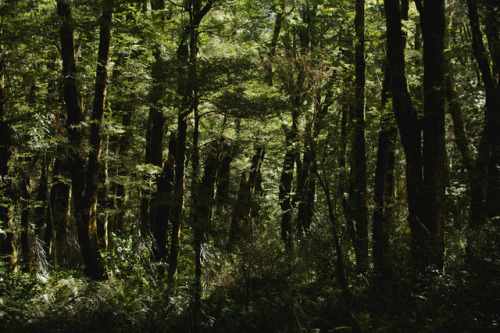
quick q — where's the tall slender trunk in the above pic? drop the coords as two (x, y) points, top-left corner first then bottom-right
(445, 75), (474, 174)
(279, 127), (297, 249)
(147, 51), (170, 261)
(215, 142), (233, 208)
(82, 0), (114, 278)
(372, 62), (396, 279)
(48, 160), (71, 266)
(296, 147), (314, 234)
(141, 0), (167, 239)
(142, 50), (168, 237)
(351, 0), (368, 273)
(190, 108), (202, 332)
(311, 148), (362, 333)
(167, 0), (215, 284)
(0, 23), (16, 267)
(466, 0), (500, 227)
(482, 7), (500, 222)
(384, 0), (428, 270)
(228, 147), (265, 247)
(151, 136), (175, 263)
(280, 72), (303, 248)
(58, 0), (92, 275)
(34, 154), (50, 259)
(264, 0), (285, 86)
(20, 176), (31, 271)
(107, 51), (135, 239)
(167, 114), (187, 283)
(418, 0), (447, 270)
(57, 0), (113, 279)
(443, 0), (474, 176)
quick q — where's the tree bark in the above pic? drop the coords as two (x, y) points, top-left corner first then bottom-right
(311, 147), (362, 333)
(228, 146), (265, 248)
(57, 0), (113, 279)
(372, 62), (396, 279)
(264, 0), (285, 86)
(215, 142), (233, 208)
(279, 127), (297, 249)
(151, 136), (175, 263)
(0, 23), (17, 267)
(466, 0), (500, 228)
(419, 0), (446, 270)
(141, 0), (168, 239)
(297, 147), (315, 234)
(48, 160), (71, 267)
(351, 0), (368, 274)
(385, 0), (446, 271)
(20, 176), (31, 271)
(33, 154), (50, 260)
(167, 0), (215, 284)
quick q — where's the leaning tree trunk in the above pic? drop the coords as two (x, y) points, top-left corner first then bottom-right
(311, 147), (362, 333)
(384, 0), (424, 270)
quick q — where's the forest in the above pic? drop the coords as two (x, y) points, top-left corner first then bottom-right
(0, 0), (499, 331)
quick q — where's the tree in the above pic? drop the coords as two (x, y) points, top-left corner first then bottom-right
(0, 21), (16, 267)
(351, 0), (368, 274)
(372, 61), (396, 281)
(384, 0), (446, 272)
(466, 0), (500, 229)
(167, 0), (216, 283)
(57, 0), (114, 280)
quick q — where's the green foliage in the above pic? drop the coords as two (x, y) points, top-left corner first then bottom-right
(0, 0), (499, 332)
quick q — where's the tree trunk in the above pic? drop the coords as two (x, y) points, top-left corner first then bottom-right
(215, 142), (233, 208)
(167, 0), (215, 284)
(351, 0), (368, 274)
(47, 159), (71, 266)
(372, 62), (396, 279)
(385, 0), (449, 271)
(57, 0), (113, 279)
(82, 0), (114, 278)
(195, 141), (221, 234)
(141, 0), (168, 239)
(148, 35), (173, 263)
(151, 136), (175, 263)
(228, 147), (265, 247)
(311, 148), (362, 333)
(20, 176), (32, 271)
(0, 23), (17, 267)
(418, 0), (447, 270)
(34, 154), (50, 259)
(167, 114), (187, 283)
(264, 0), (285, 86)
(297, 148), (315, 234)
(445, 74), (474, 175)
(279, 129), (297, 249)
(466, 0), (500, 227)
